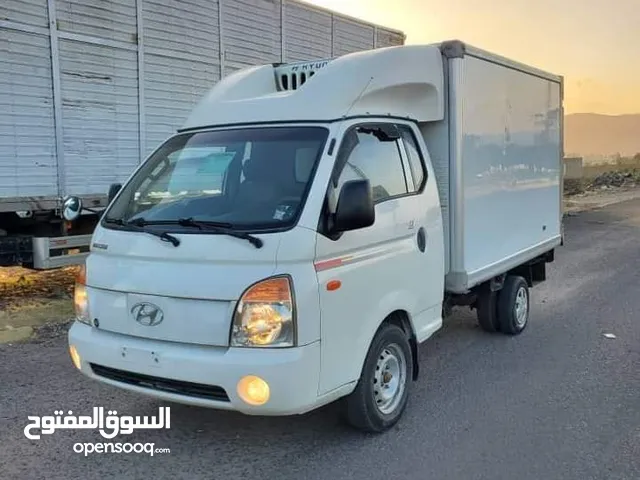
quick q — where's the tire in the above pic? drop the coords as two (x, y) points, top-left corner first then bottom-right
(342, 323), (413, 433)
(497, 275), (530, 335)
(476, 289), (500, 333)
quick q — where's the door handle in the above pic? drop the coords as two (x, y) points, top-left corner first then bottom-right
(417, 227), (426, 253)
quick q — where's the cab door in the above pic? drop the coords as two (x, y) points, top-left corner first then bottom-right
(395, 123), (445, 330)
(314, 121), (443, 395)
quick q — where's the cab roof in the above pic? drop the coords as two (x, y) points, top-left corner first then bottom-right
(180, 44), (447, 131)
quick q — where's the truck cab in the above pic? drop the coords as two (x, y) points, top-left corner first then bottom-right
(68, 42), (563, 432)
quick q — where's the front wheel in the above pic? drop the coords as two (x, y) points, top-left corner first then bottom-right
(342, 323), (413, 433)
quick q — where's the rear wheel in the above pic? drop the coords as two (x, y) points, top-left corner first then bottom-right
(476, 289), (500, 333)
(342, 323), (412, 433)
(497, 275), (529, 335)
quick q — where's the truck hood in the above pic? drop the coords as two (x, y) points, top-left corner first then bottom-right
(86, 226), (281, 301)
(83, 225), (317, 347)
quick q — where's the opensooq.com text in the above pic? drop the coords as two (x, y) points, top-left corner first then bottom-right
(73, 442), (171, 456)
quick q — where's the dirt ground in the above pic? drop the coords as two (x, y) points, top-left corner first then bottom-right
(1, 184), (639, 344)
(0, 266), (78, 343)
(564, 185), (640, 214)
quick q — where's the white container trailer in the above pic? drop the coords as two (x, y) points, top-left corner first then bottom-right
(0, 0), (404, 268)
(66, 40), (563, 433)
(425, 41), (563, 295)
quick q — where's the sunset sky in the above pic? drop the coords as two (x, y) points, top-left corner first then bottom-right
(305, 0), (640, 115)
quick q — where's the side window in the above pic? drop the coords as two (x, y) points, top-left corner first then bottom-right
(334, 126), (408, 204)
(399, 125), (427, 192)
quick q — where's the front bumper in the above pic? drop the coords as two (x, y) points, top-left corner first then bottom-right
(68, 322), (322, 415)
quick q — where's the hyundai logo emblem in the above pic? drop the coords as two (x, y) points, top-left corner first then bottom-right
(131, 302), (164, 326)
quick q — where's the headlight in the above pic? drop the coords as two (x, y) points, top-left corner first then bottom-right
(74, 264), (91, 325)
(230, 276), (295, 348)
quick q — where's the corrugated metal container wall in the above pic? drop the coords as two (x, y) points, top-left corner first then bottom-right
(284, 1), (332, 62)
(1, 0), (51, 29)
(332, 15), (374, 57)
(376, 28), (405, 48)
(57, 0), (140, 195)
(222, 0), (282, 74)
(0, 1), (58, 200)
(0, 0), (405, 206)
(143, 0), (221, 155)
(56, 0), (138, 43)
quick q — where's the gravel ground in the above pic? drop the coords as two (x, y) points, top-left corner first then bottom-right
(0, 198), (639, 480)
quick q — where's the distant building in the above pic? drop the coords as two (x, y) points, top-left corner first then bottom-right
(564, 157), (584, 179)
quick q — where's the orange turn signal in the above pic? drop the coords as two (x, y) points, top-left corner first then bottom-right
(242, 277), (292, 304)
(326, 280), (342, 291)
(76, 263), (87, 285)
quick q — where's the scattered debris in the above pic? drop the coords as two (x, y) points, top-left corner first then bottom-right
(564, 169), (640, 198)
(590, 170), (640, 190)
(564, 178), (588, 196)
(32, 319), (74, 343)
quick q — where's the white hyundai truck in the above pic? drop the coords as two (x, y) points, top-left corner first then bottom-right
(67, 40), (564, 433)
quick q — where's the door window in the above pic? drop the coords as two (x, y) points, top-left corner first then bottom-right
(398, 125), (427, 192)
(334, 125), (408, 204)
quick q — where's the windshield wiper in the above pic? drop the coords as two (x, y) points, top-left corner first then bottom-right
(177, 218), (233, 229)
(103, 217), (181, 247)
(104, 217), (263, 249)
(177, 217), (264, 249)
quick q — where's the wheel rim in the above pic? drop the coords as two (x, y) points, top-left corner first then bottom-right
(514, 286), (529, 328)
(372, 343), (407, 415)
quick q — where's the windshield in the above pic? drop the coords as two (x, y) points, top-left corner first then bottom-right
(105, 126), (329, 231)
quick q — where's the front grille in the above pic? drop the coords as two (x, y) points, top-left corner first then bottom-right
(90, 364), (230, 402)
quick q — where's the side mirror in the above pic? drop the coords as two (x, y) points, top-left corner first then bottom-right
(61, 196), (83, 222)
(108, 183), (122, 204)
(332, 179), (375, 233)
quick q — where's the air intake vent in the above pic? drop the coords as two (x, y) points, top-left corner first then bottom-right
(90, 363), (230, 402)
(274, 58), (332, 91)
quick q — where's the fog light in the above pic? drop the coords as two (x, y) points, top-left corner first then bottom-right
(237, 375), (270, 406)
(69, 345), (81, 370)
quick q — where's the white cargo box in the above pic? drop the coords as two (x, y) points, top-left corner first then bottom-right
(422, 41), (563, 293)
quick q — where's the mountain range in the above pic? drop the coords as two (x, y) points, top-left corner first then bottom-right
(564, 113), (640, 158)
